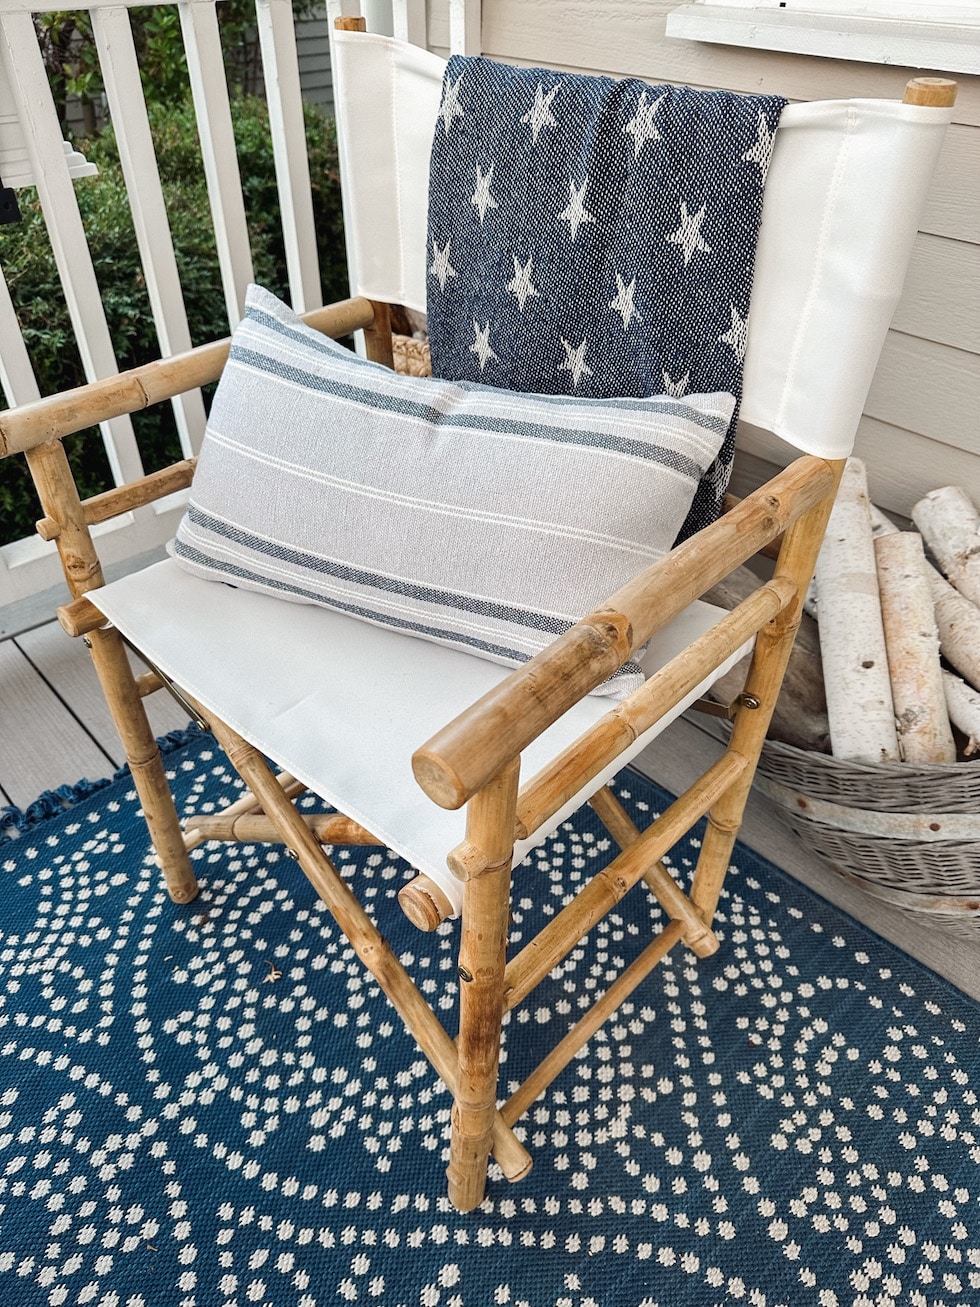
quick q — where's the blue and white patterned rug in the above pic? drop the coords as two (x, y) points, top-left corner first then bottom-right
(1, 733), (978, 1307)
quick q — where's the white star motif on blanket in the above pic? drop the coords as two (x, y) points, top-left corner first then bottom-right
(667, 201), (712, 267)
(507, 255), (540, 311)
(718, 304), (748, 362)
(609, 273), (642, 330)
(429, 239), (457, 291)
(559, 178), (595, 243)
(470, 320), (498, 372)
(742, 111), (777, 179)
(470, 164), (499, 223)
(559, 337), (593, 388)
(521, 83), (560, 144)
(662, 369), (690, 398)
(623, 90), (663, 159)
(438, 73), (465, 136)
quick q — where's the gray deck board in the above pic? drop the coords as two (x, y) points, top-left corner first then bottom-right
(0, 638), (115, 806)
(16, 622), (191, 754)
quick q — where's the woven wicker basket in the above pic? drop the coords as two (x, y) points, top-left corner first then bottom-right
(754, 739), (980, 932)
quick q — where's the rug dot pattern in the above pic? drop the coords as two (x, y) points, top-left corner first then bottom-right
(1, 738), (978, 1306)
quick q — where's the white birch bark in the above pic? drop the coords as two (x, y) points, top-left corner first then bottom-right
(911, 485), (980, 609)
(869, 503), (900, 538)
(815, 459), (899, 762)
(874, 533), (956, 763)
(942, 670), (980, 757)
(926, 567), (980, 693)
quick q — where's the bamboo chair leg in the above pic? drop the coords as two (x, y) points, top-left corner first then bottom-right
(447, 758), (521, 1213)
(23, 438), (197, 903)
(199, 711), (531, 1201)
(87, 624), (198, 902)
(691, 462), (846, 923)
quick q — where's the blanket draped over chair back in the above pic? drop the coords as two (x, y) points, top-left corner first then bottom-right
(426, 55), (786, 538)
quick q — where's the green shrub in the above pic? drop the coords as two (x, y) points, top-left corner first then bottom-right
(0, 93), (347, 545)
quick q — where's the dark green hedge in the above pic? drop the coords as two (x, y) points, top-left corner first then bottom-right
(0, 94), (347, 546)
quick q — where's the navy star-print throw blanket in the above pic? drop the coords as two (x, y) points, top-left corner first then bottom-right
(426, 56), (786, 539)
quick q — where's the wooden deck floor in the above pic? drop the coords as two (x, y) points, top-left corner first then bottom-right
(1, 615), (977, 1001)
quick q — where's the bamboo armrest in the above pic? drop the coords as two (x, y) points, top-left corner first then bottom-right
(412, 455), (835, 810)
(0, 297), (377, 458)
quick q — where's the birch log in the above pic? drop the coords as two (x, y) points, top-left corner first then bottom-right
(874, 500), (980, 692)
(874, 533), (956, 763)
(925, 567), (980, 693)
(911, 485), (980, 608)
(703, 565), (830, 752)
(942, 670), (980, 757)
(815, 459), (899, 762)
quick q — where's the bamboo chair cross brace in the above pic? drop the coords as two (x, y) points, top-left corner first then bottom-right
(192, 699), (534, 1193)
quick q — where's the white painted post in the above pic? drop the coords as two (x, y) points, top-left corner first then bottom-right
(450, 0), (481, 55)
(392, 0), (426, 47)
(0, 8), (145, 487)
(255, 0), (321, 313)
(178, 0), (254, 328)
(91, 4), (208, 456)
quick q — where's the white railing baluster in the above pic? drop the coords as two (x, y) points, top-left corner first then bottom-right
(178, 0), (254, 327)
(450, 0), (481, 56)
(255, 0), (321, 313)
(92, 5), (208, 457)
(0, 263), (40, 410)
(392, 0), (425, 47)
(0, 8), (145, 487)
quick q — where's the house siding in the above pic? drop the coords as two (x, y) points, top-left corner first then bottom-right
(427, 0), (980, 519)
(296, 5), (334, 112)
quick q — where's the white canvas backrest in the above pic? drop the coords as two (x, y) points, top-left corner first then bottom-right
(331, 30), (952, 462)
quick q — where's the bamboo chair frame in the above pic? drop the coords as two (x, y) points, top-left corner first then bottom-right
(0, 72), (955, 1212)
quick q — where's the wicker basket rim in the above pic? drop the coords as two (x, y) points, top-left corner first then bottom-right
(760, 737), (980, 781)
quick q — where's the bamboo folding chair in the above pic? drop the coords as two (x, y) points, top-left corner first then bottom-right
(0, 24), (955, 1210)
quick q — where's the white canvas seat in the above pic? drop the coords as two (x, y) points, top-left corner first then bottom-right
(1, 17), (955, 1211)
(92, 559), (746, 917)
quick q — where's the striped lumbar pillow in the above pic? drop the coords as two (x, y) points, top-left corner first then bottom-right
(171, 285), (733, 698)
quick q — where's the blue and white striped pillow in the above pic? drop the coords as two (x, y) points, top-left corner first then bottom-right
(171, 286), (733, 698)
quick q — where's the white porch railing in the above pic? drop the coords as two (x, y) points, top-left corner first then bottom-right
(0, 0), (480, 612)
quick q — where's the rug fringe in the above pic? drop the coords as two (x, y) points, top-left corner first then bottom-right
(0, 723), (206, 842)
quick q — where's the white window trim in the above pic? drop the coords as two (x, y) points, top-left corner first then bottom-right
(665, 3), (980, 75)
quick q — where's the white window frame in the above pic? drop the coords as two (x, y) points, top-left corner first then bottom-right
(666, 1), (980, 75)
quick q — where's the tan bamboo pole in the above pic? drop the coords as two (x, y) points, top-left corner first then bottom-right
(503, 751), (746, 1014)
(202, 712), (531, 1193)
(0, 297), (375, 457)
(501, 921), (684, 1128)
(413, 457), (833, 811)
(134, 669), (164, 698)
(57, 595), (107, 638)
(514, 576), (794, 840)
(185, 810), (384, 846)
(36, 458), (198, 539)
(182, 771), (305, 850)
(363, 300), (395, 369)
(588, 785), (643, 849)
(24, 438), (198, 903)
(903, 77), (957, 107)
(691, 460), (846, 925)
(588, 787), (717, 956)
(398, 874), (456, 932)
(447, 758), (521, 1213)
